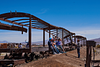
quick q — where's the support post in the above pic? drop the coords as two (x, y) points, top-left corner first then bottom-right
(86, 44), (90, 67)
(84, 39), (86, 46)
(82, 39), (84, 45)
(74, 37), (76, 43)
(83, 39), (84, 45)
(69, 34), (73, 49)
(90, 46), (91, 61)
(29, 15), (32, 52)
(80, 39), (82, 46)
(22, 25), (23, 34)
(86, 41), (95, 67)
(56, 29), (58, 39)
(49, 28), (51, 38)
(43, 29), (45, 47)
(85, 39), (87, 45)
(62, 29), (64, 47)
(70, 36), (72, 44)
(81, 39), (82, 45)
(93, 47), (95, 66)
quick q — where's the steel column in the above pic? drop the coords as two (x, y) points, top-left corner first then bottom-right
(62, 29), (64, 46)
(49, 27), (51, 38)
(29, 15), (32, 52)
(81, 39), (83, 45)
(22, 25), (23, 34)
(83, 39), (84, 45)
(93, 47), (95, 66)
(69, 34), (73, 48)
(74, 37), (76, 43)
(84, 39), (86, 46)
(86, 44), (91, 67)
(56, 29), (58, 39)
(82, 39), (84, 45)
(43, 29), (45, 47)
(86, 44), (89, 67)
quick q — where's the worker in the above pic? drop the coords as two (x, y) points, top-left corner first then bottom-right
(52, 39), (60, 54)
(48, 38), (55, 54)
(18, 43), (22, 48)
(77, 39), (80, 58)
(56, 38), (65, 53)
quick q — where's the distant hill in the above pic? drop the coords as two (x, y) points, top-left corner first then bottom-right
(90, 38), (100, 42)
(89, 38), (100, 45)
(0, 40), (8, 43)
(33, 40), (48, 45)
(0, 40), (49, 45)
(21, 40), (49, 45)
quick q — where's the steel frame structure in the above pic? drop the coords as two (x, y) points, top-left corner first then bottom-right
(73, 35), (87, 45)
(0, 11), (86, 53)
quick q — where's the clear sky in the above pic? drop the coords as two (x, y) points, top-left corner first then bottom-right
(0, 0), (100, 42)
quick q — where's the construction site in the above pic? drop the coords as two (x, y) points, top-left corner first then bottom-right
(0, 12), (99, 67)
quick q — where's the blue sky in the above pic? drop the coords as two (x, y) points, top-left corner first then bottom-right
(0, 0), (100, 42)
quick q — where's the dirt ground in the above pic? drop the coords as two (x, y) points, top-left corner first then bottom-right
(0, 46), (99, 67)
(16, 46), (87, 67)
(1, 46), (100, 67)
(0, 56), (4, 60)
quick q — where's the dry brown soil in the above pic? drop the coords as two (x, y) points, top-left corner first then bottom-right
(16, 46), (87, 67)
